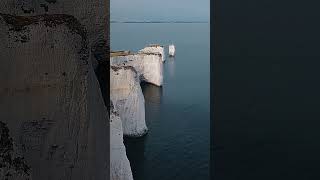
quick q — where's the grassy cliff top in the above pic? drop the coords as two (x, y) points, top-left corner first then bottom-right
(147, 44), (162, 47)
(110, 51), (134, 57)
(110, 50), (162, 57)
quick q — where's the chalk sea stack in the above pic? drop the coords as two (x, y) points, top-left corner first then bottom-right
(111, 51), (163, 86)
(168, 44), (175, 57)
(139, 44), (165, 62)
(110, 49), (164, 138)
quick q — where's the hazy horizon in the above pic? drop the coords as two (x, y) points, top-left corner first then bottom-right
(111, 0), (210, 22)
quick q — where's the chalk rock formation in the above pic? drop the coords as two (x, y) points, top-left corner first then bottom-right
(139, 44), (165, 62)
(1, 0), (109, 65)
(111, 51), (163, 86)
(110, 66), (148, 137)
(0, 14), (109, 180)
(1, 0), (110, 106)
(0, 122), (32, 180)
(169, 44), (175, 57)
(110, 104), (134, 180)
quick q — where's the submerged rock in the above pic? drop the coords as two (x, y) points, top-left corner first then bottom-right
(111, 51), (163, 86)
(110, 66), (148, 137)
(110, 104), (134, 180)
(139, 44), (165, 62)
(0, 14), (109, 180)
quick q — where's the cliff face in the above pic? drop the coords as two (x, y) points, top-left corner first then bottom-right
(109, 49), (164, 179)
(1, 0), (110, 106)
(110, 104), (133, 180)
(0, 14), (109, 180)
(110, 66), (148, 137)
(1, 0), (108, 63)
(139, 45), (165, 62)
(0, 122), (32, 180)
(111, 53), (163, 86)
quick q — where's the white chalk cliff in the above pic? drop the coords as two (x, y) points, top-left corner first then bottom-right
(139, 45), (165, 62)
(110, 66), (148, 137)
(111, 51), (163, 86)
(0, 14), (109, 180)
(110, 105), (134, 180)
(1, 0), (109, 69)
(0, 2), (138, 180)
(109, 47), (165, 178)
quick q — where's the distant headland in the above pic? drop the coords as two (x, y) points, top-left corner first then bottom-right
(111, 20), (209, 23)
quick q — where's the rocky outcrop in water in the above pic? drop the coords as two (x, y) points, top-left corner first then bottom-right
(111, 51), (163, 86)
(0, 14), (110, 180)
(139, 45), (165, 62)
(110, 103), (134, 180)
(168, 44), (175, 57)
(110, 49), (164, 138)
(110, 66), (148, 137)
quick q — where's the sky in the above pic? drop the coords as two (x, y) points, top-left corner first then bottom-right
(111, 0), (210, 22)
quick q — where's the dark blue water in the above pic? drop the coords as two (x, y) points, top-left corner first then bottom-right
(111, 23), (210, 180)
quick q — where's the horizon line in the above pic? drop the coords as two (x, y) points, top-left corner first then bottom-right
(111, 20), (209, 24)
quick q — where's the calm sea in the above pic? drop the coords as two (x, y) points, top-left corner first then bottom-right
(111, 23), (210, 180)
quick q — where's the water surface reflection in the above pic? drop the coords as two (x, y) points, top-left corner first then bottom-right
(141, 83), (163, 109)
(167, 57), (176, 78)
(124, 83), (162, 180)
(124, 137), (147, 180)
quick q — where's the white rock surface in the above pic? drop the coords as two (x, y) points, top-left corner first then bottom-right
(110, 107), (134, 180)
(0, 14), (109, 180)
(111, 52), (163, 86)
(110, 66), (148, 137)
(139, 45), (165, 62)
(0, 122), (32, 180)
(1, 0), (109, 68)
(1, 0), (111, 106)
(169, 44), (175, 57)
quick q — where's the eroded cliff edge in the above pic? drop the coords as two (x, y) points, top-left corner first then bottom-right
(110, 103), (134, 180)
(111, 51), (163, 87)
(110, 66), (148, 137)
(109, 49), (164, 179)
(1, 0), (110, 106)
(0, 14), (111, 180)
(110, 50), (163, 138)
